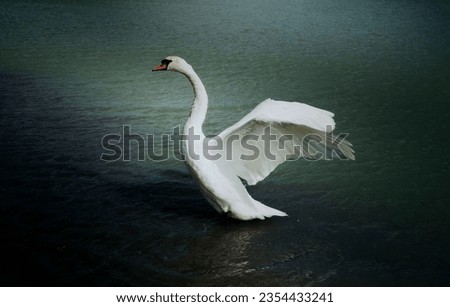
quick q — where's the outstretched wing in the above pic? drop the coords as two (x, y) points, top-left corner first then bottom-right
(217, 99), (354, 185)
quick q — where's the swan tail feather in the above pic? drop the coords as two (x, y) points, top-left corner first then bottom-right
(230, 199), (288, 220)
(254, 200), (288, 220)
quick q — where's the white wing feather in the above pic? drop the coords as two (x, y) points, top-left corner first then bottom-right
(217, 99), (354, 185)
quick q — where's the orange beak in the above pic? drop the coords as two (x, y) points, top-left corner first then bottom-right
(152, 64), (167, 71)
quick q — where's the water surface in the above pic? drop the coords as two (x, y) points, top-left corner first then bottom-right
(0, 0), (449, 286)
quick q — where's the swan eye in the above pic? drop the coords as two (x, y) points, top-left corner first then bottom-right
(161, 59), (172, 66)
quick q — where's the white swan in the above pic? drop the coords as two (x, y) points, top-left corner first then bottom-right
(153, 56), (354, 220)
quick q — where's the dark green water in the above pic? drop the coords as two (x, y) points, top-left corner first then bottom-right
(0, 0), (449, 285)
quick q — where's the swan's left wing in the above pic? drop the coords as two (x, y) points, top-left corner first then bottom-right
(216, 99), (354, 185)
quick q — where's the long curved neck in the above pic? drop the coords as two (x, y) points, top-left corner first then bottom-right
(181, 66), (208, 137)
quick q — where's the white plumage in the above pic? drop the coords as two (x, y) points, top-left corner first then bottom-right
(153, 56), (354, 220)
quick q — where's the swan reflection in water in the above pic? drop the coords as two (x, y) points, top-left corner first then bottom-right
(167, 214), (341, 286)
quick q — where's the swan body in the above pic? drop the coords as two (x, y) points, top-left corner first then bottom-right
(153, 56), (354, 220)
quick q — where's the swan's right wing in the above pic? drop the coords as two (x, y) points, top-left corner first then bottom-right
(216, 99), (354, 185)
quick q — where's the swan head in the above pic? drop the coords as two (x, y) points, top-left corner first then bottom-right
(152, 56), (192, 74)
